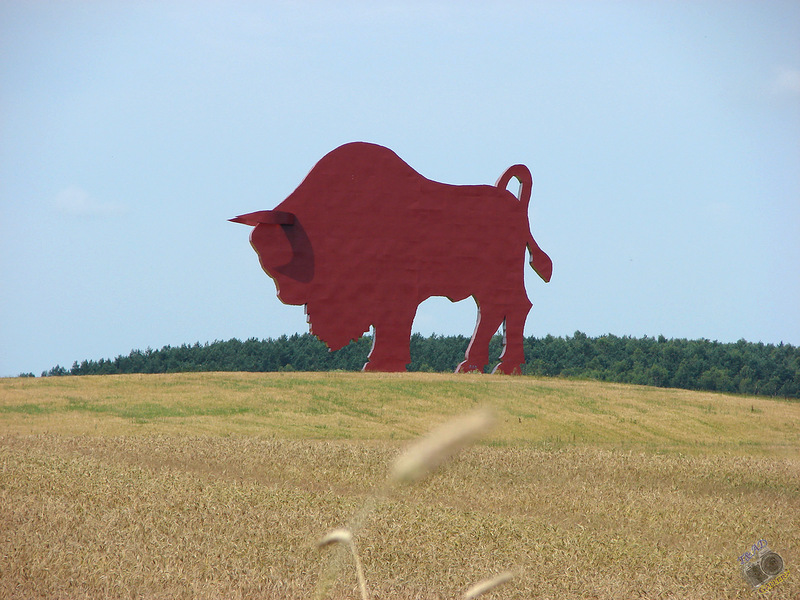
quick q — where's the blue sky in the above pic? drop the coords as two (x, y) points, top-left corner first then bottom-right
(1, 1), (799, 377)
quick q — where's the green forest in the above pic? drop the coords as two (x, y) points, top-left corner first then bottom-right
(40, 332), (800, 399)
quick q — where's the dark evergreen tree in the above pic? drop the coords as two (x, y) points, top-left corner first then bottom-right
(40, 332), (799, 399)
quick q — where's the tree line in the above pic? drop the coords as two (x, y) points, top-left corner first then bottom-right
(40, 331), (799, 399)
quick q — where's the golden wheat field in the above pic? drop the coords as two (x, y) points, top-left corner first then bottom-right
(1, 372), (798, 599)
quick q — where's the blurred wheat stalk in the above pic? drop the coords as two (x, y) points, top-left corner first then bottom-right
(315, 408), (512, 600)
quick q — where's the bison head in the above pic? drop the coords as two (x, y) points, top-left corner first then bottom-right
(230, 210), (314, 305)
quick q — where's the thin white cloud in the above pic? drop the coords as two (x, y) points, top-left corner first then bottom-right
(54, 186), (127, 217)
(772, 66), (800, 96)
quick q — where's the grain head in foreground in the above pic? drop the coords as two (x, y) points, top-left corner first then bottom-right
(318, 528), (369, 600)
(389, 408), (495, 484)
(462, 571), (515, 600)
(316, 408), (513, 599)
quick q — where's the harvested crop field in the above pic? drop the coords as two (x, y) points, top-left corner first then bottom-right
(1, 372), (798, 599)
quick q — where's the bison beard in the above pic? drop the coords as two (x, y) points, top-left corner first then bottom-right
(231, 142), (552, 374)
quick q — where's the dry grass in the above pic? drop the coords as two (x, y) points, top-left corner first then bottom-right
(1, 372), (798, 599)
(1, 372), (797, 454)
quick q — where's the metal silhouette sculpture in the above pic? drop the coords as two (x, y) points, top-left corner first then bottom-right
(231, 142), (552, 373)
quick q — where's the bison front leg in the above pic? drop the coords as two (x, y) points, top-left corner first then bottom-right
(363, 307), (416, 372)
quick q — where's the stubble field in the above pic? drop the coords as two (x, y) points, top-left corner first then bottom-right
(1, 372), (798, 599)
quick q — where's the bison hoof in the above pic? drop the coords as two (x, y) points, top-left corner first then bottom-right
(362, 360), (407, 373)
(455, 361), (484, 374)
(492, 362), (523, 375)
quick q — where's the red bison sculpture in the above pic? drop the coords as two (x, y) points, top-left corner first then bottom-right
(231, 142), (552, 373)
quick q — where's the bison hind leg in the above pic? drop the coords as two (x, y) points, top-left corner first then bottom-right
(456, 302), (505, 374)
(457, 296), (531, 375)
(493, 298), (532, 375)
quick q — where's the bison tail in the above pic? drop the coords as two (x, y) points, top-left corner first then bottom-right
(497, 164), (552, 283)
(528, 234), (553, 283)
(495, 164), (532, 208)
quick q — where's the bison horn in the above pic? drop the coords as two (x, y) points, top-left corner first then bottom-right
(229, 210), (295, 226)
